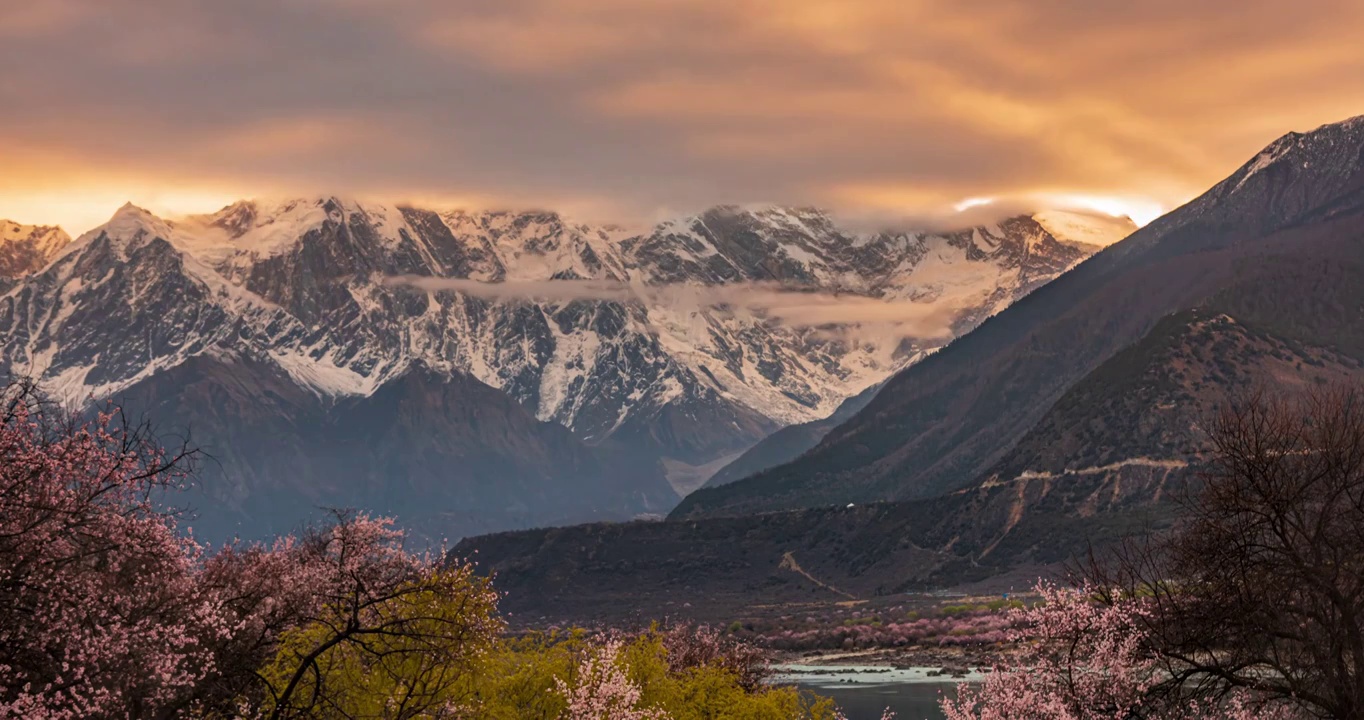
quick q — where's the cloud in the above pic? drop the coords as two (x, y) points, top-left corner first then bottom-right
(826, 198), (1049, 235)
(383, 275), (958, 334)
(0, 0), (1361, 231)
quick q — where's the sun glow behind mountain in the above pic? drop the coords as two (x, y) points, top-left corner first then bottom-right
(954, 193), (1165, 227)
(0, 189), (243, 238)
(1041, 195), (1166, 227)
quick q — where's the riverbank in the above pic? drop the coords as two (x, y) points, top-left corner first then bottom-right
(771, 663), (982, 720)
(773, 646), (1007, 679)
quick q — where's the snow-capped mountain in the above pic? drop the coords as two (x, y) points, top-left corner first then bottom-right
(0, 220), (70, 279)
(0, 199), (1130, 538)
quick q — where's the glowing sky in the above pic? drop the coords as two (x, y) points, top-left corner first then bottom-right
(2, 0), (1362, 234)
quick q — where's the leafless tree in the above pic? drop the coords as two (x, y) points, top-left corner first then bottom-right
(1080, 385), (1364, 719)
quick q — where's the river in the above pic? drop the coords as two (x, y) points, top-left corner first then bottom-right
(773, 664), (982, 720)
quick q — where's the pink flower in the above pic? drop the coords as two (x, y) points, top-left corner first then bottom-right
(554, 639), (670, 720)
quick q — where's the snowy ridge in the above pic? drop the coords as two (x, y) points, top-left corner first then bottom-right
(0, 198), (1115, 466)
(1232, 134), (1300, 192)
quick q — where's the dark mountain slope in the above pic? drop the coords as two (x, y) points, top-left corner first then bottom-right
(674, 115), (1364, 519)
(972, 218), (1364, 523)
(117, 357), (678, 542)
(701, 382), (882, 489)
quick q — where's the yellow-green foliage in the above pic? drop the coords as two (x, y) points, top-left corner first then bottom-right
(465, 630), (842, 719)
(257, 587), (842, 718)
(465, 630), (584, 720)
(258, 574), (502, 718)
(618, 632), (842, 720)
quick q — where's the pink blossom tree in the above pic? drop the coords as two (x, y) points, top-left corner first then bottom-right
(554, 639), (671, 720)
(0, 380), (503, 719)
(659, 623), (771, 692)
(0, 380), (210, 719)
(939, 583), (1302, 720)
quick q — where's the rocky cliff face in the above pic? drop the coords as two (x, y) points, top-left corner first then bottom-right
(0, 200), (1126, 538)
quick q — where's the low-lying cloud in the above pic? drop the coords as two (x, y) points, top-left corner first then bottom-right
(384, 275), (957, 335)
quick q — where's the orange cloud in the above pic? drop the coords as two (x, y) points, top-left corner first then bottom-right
(0, 0), (1361, 232)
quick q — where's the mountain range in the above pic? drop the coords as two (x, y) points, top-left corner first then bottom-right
(0, 201), (1128, 539)
(456, 114), (1364, 621)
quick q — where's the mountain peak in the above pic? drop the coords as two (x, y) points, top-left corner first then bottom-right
(107, 201), (159, 226)
(99, 202), (175, 243)
(1147, 112), (1364, 239)
(1, 218), (65, 242)
(0, 219), (73, 277)
(208, 200), (261, 237)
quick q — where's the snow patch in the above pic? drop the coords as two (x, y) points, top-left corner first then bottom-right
(269, 349), (390, 397)
(1231, 135), (1298, 192)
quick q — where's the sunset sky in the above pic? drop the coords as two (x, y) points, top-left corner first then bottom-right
(3, 0), (1363, 235)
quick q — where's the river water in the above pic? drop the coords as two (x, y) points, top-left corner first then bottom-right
(772, 664), (982, 720)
